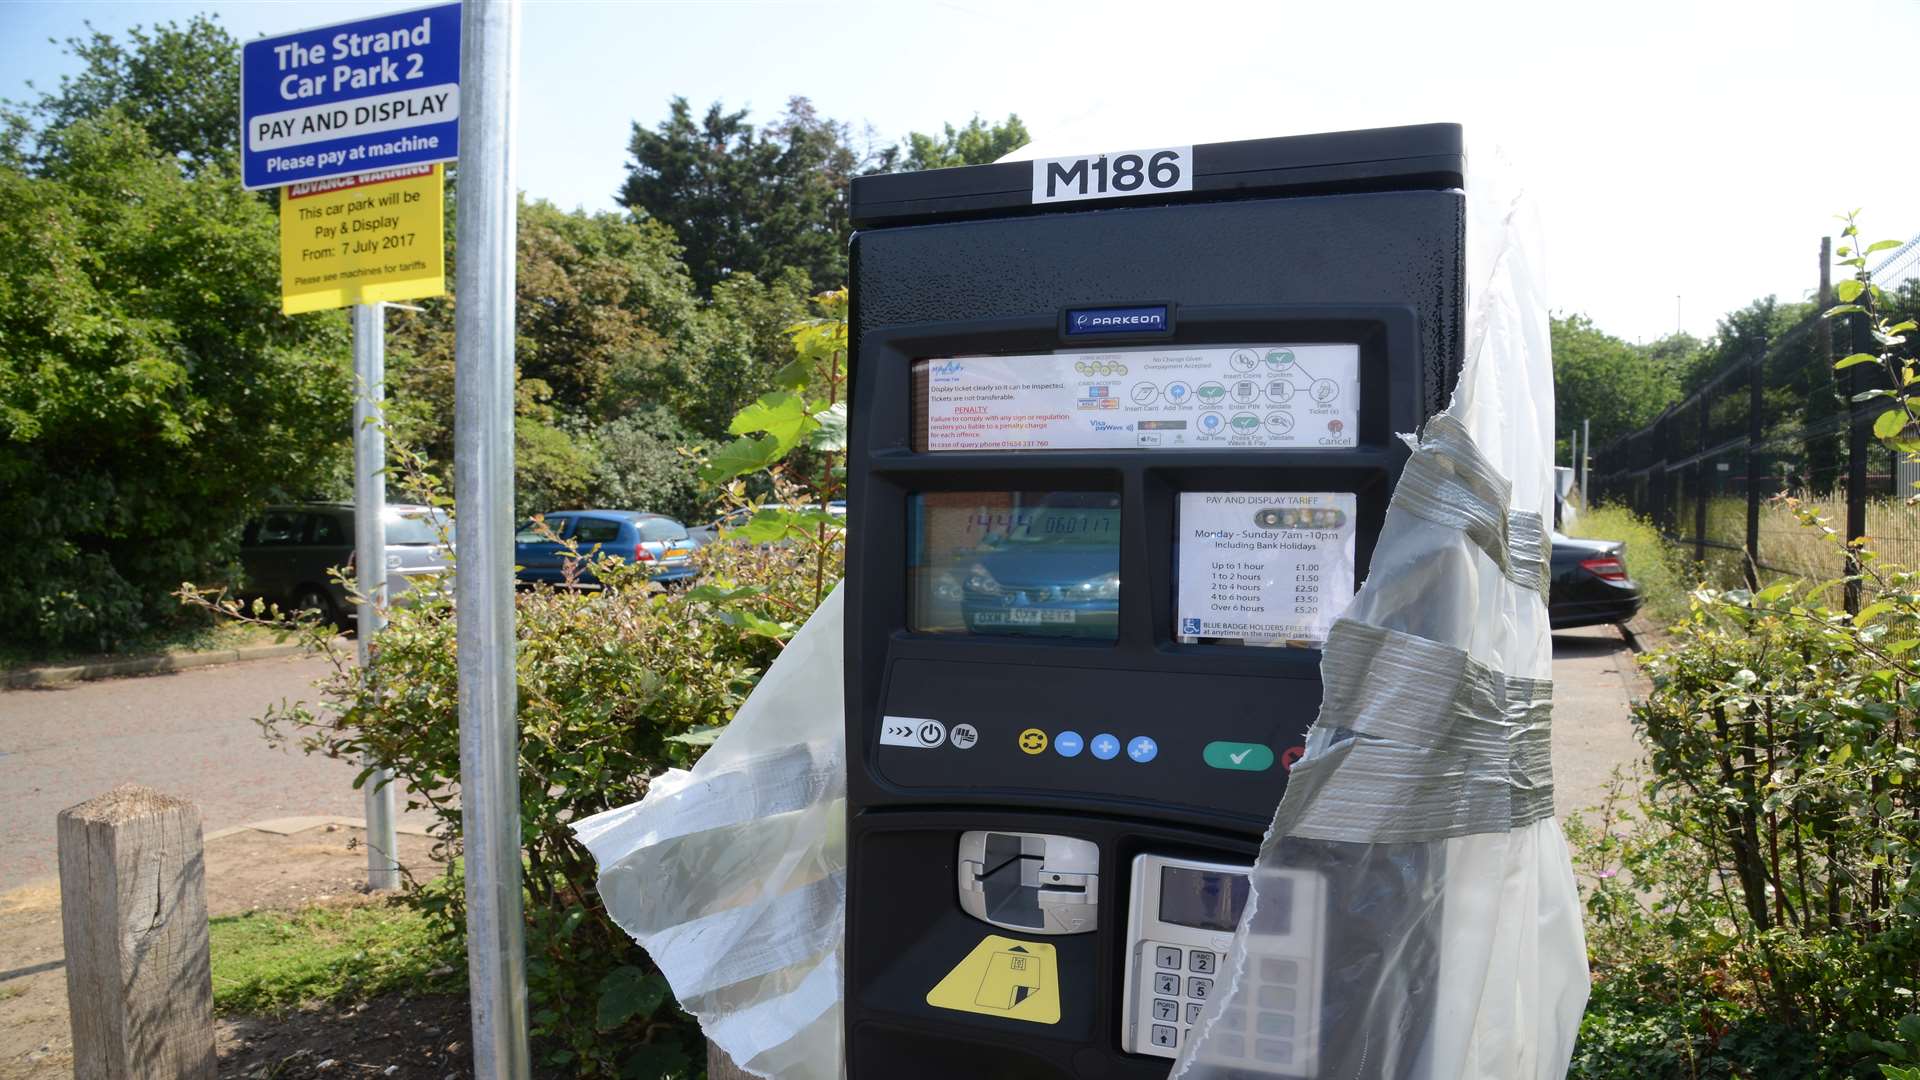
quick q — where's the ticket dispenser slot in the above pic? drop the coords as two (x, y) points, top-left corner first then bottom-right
(958, 830), (1099, 935)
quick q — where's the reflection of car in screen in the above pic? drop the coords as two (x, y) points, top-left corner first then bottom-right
(950, 493), (1121, 640)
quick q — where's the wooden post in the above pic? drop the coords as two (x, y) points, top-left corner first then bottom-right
(707, 1040), (758, 1080)
(57, 785), (215, 1080)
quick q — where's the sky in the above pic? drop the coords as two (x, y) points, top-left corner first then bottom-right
(4, 0), (1917, 345)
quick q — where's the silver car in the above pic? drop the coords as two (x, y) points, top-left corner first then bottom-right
(238, 503), (454, 626)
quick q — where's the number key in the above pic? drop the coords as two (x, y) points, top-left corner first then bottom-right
(1152, 998), (1178, 1022)
(1188, 949), (1216, 974)
(1187, 976), (1213, 1000)
(1154, 973), (1180, 996)
(1155, 946), (1182, 970)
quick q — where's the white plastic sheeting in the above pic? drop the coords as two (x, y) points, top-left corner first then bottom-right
(574, 586), (848, 1080)
(1171, 148), (1588, 1079)
(577, 143), (1588, 1080)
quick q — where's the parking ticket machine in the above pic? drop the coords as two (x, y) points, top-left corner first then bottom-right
(843, 124), (1467, 1079)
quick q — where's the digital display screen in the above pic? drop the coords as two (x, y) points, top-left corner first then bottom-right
(908, 491), (1121, 641)
(1158, 866), (1258, 933)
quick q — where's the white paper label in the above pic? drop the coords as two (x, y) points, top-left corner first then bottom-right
(1031, 146), (1193, 204)
(923, 344), (1359, 451)
(1176, 492), (1356, 644)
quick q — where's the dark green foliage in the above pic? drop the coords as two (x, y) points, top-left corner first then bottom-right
(587, 407), (710, 523)
(1552, 314), (1683, 452)
(875, 113), (1031, 172)
(0, 114), (349, 650)
(9, 14), (241, 169)
(619, 97), (858, 294)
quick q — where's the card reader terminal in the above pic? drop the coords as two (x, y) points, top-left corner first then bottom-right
(1122, 853), (1325, 1074)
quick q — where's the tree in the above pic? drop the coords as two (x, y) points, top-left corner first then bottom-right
(875, 114), (1030, 172)
(618, 97), (857, 294)
(0, 115), (351, 649)
(9, 15), (241, 171)
(1551, 313), (1682, 452)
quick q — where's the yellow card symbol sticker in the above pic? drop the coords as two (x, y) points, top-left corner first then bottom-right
(926, 935), (1060, 1025)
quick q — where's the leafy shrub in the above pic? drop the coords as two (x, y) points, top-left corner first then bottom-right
(191, 292), (852, 1076)
(1569, 528), (1920, 1078)
(0, 113), (351, 651)
(587, 407), (711, 523)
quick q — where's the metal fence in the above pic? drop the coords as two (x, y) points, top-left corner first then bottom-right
(1588, 234), (1920, 609)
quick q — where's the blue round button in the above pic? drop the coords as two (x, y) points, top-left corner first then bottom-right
(1126, 736), (1159, 763)
(1090, 733), (1122, 761)
(1054, 731), (1084, 758)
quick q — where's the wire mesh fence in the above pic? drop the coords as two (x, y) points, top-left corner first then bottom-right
(1588, 233), (1920, 608)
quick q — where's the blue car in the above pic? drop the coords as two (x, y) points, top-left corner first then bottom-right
(514, 510), (698, 587)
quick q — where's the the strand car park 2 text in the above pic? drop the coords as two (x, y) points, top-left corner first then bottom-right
(240, 3), (462, 190)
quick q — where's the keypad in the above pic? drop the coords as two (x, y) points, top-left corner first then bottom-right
(1135, 941), (1226, 1056)
(1136, 940), (1310, 1065)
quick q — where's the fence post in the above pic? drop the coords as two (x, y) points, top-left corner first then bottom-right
(1745, 349), (1763, 588)
(1695, 392), (1709, 567)
(707, 1042), (756, 1080)
(57, 785), (215, 1080)
(1845, 309), (1871, 614)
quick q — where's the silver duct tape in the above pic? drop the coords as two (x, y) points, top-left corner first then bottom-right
(1319, 620), (1552, 754)
(1393, 414), (1550, 594)
(1272, 619), (1556, 844)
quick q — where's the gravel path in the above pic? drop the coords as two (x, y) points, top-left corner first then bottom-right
(0, 655), (412, 892)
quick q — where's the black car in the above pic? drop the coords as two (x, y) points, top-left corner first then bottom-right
(1549, 533), (1642, 630)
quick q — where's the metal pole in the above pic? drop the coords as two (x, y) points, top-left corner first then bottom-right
(1581, 417), (1591, 510)
(353, 302), (399, 892)
(454, 2), (529, 1077)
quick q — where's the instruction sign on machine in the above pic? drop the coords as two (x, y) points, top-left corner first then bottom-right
(919, 344), (1359, 451)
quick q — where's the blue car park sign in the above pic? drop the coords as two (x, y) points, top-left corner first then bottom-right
(240, 3), (461, 190)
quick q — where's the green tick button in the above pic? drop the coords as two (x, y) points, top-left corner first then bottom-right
(1203, 742), (1275, 771)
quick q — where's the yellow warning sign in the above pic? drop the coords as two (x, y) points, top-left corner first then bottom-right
(279, 164), (444, 315)
(925, 934), (1060, 1024)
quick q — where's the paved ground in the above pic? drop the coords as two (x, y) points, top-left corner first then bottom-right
(0, 655), (422, 892)
(1549, 624), (1650, 824)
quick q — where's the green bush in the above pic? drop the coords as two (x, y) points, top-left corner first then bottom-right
(1571, 504), (1701, 627)
(1568, 531), (1920, 1078)
(588, 407), (712, 523)
(208, 292), (853, 1077)
(0, 113), (351, 652)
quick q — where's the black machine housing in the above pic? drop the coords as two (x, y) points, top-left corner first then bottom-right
(843, 124), (1467, 1079)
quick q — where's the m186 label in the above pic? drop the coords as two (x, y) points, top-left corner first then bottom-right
(1031, 146), (1193, 204)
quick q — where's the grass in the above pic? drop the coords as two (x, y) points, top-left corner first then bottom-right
(0, 618), (291, 672)
(209, 898), (465, 1015)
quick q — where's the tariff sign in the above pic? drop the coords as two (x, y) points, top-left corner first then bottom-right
(279, 165), (445, 314)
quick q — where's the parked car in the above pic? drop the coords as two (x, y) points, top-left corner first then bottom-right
(1548, 533), (1642, 629)
(951, 493), (1122, 640)
(687, 500), (847, 547)
(238, 503), (454, 627)
(514, 510), (697, 588)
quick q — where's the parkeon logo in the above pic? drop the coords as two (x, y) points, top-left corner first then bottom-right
(1065, 305), (1169, 336)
